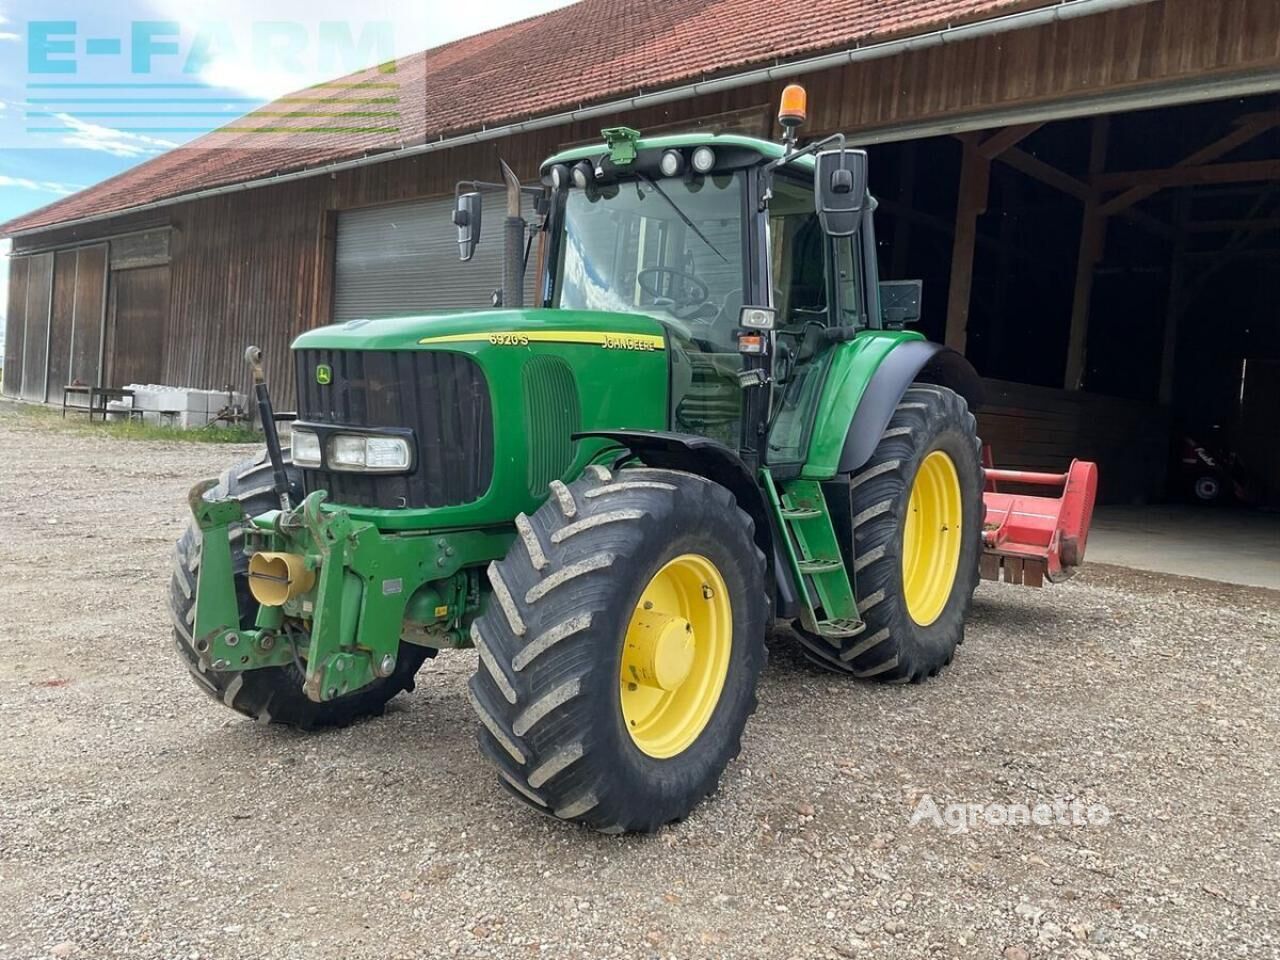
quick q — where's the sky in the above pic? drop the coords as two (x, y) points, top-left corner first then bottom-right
(0, 0), (579, 339)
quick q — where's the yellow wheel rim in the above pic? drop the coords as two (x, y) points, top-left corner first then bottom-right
(902, 450), (964, 627)
(620, 554), (732, 759)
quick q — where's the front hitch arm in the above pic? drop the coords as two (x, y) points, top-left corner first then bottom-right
(186, 479), (293, 674)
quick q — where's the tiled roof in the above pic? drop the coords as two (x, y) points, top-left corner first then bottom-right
(2, 0), (1056, 235)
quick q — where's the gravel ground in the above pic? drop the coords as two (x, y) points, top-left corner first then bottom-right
(1, 403), (1277, 960)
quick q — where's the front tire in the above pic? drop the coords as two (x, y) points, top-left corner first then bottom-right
(467, 465), (768, 833)
(797, 383), (983, 683)
(169, 452), (431, 728)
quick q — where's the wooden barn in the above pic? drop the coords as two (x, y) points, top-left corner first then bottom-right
(3, 0), (1279, 508)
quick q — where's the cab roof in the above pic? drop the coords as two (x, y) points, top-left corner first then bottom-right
(540, 132), (815, 175)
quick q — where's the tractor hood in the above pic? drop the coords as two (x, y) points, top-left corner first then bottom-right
(293, 308), (669, 353)
(287, 306), (672, 532)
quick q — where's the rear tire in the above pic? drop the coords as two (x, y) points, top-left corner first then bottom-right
(796, 383), (983, 683)
(467, 465), (768, 833)
(169, 451), (431, 728)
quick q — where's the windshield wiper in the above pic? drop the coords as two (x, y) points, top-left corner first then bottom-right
(637, 173), (728, 264)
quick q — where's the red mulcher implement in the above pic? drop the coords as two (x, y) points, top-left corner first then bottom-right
(981, 452), (1099, 588)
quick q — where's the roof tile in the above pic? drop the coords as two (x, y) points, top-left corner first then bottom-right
(2, 0), (1052, 235)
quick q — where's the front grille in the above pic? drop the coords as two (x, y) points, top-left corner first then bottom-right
(294, 349), (494, 509)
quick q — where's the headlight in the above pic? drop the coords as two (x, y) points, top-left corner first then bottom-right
(329, 434), (412, 472)
(292, 429), (322, 467)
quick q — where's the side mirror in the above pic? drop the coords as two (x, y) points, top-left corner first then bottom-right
(453, 191), (482, 262)
(814, 148), (868, 237)
(879, 280), (923, 327)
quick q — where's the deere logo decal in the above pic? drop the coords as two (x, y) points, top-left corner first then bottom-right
(315, 364), (332, 385)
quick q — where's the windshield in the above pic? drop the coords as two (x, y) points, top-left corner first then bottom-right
(554, 172), (747, 351)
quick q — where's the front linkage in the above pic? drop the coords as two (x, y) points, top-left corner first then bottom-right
(186, 481), (499, 703)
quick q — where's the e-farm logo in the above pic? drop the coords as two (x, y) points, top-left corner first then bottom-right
(15, 16), (404, 148)
(27, 20), (396, 78)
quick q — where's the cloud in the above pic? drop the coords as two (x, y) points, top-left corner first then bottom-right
(0, 32), (19, 42)
(0, 174), (86, 196)
(50, 114), (178, 158)
(143, 0), (578, 101)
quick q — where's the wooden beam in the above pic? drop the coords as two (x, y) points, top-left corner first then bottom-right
(1186, 218), (1280, 233)
(976, 122), (1044, 160)
(945, 141), (990, 355)
(1064, 117), (1109, 392)
(998, 147), (1091, 201)
(1233, 111), (1280, 127)
(1096, 159), (1280, 192)
(876, 197), (1040, 266)
(1185, 247), (1280, 259)
(1099, 117), (1280, 217)
(989, 143), (1169, 239)
(1182, 189), (1280, 303)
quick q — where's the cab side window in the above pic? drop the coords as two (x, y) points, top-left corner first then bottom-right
(769, 178), (829, 323)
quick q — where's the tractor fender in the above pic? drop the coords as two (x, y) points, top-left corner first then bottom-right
(572, 430), (794, 618)
(837, 342), (984, 474)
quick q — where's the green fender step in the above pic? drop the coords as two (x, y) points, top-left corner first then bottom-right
(761, 471), (865, 640)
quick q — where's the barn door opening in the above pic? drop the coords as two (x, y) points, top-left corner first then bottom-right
(106, 265), (170, 387)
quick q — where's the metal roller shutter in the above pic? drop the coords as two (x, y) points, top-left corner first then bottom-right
(334, 193), (539, 322)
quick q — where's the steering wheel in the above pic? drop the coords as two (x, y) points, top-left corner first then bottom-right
(637, 267), (710, 321)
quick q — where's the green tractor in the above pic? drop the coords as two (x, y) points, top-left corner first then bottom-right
(172, 87), (1024, 833)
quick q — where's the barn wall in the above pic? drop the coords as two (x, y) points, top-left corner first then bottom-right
(808, 0), (1280, 138)
(4, 0), (1279, 417)
(978, 379), (1171, 503)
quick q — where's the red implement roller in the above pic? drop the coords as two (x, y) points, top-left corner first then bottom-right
(981, 456), (1099, 588)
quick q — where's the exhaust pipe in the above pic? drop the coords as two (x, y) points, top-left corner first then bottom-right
(247, 552), (316, 607)
(499, 158), (526, 309)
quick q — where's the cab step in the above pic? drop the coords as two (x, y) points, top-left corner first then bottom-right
(761, 471), (865, 640)
(780, 507), (822, 520)
(796, 558), (844, 574)
(813, 618), (866, 639)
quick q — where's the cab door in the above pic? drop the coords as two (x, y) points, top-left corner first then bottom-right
(765, 175), (865, 467)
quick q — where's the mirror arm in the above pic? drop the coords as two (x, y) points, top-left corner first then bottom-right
(758, 133), (846, 210)
(455, 180), (545, 201)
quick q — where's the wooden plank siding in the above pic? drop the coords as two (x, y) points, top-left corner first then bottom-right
(46, 249), (79, 398)
(2, 256), (29, 397)
(70, 245), (108, 387)
(107, 265), (170, 388)
(4, 0), (1278, 419)
(19, 254), (53, 402)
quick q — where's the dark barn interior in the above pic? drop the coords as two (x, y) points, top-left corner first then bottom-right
(867, 94), (1280, 509)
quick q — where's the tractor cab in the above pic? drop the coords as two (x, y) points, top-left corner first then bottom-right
(454, 121), (921, 471)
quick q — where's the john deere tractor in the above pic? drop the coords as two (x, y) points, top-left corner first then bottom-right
(172, 86), (1000, 833)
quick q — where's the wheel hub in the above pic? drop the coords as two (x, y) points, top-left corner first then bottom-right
(624, 611), (696, 691)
